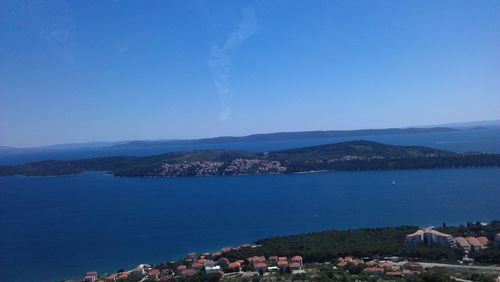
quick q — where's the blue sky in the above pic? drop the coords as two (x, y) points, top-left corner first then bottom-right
(1, 0), (499, 147)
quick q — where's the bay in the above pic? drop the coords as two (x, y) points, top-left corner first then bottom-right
(1, 168), (499, 282)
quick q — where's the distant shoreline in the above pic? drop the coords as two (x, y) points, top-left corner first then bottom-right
(2, 140), (500, 178)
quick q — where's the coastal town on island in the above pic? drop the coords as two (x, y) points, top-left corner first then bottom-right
(68, 225), (500, 282)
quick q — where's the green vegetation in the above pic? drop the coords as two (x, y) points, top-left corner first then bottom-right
(224, 226), (464, 263)
(1, 140), (500, 177)
(472, 247), (500, 264)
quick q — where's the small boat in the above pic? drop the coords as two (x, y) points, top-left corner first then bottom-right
(391, 180), (397, 185)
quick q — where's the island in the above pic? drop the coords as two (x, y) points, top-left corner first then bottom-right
(1, 140), (499, 177)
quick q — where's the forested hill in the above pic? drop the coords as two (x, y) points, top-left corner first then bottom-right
(0, 140), (499, 177)
(112, 127), (457, 148)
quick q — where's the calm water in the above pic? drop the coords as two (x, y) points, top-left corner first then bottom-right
(1, 168), (500, 282)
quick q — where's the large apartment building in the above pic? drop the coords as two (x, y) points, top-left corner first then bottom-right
(405, 227), (456, 248)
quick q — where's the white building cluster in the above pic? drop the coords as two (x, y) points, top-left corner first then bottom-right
(404, 227), (456, 248)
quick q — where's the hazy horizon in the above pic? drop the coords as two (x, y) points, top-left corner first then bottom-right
(1, 1), (499, 147)
(1, 118), (499, 149)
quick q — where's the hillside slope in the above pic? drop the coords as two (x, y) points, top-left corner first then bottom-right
(0, 140), (499, 177)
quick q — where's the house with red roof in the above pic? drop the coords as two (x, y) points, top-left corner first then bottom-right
(191, 262), (204, 271)
(105, 273), (118, 281)
(147, 269), (160, 279)
(405, 228), (456, 248)
(352, 258), (363, 266)
(117, 272), (129, 280)
(289, 262), (301, 270)
(455, 237), (471, 251)
(84, 271), (97, 282)
(131, 266), (145, 276)
(337, 261), (347, 267)
(278, 260), (288, 269)
(291, 256), (303, 268)
(363, 267), (384, 274)
(402, 269), (421, 276)
(175, 265), (187, 275)
(227, 262), (241, 272)
(379, 262), (394, 269)
(466, 236), (485, 250)
(269, 256), (279, 265)
(477, 236), (489, 246)
(181, 269), (197, 277)
(254, 262), (267, 272)
(386, 271), (402, 277)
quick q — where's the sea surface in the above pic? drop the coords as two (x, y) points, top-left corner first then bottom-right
(1, 169), (500, 282)
(1, 128), (500, 282)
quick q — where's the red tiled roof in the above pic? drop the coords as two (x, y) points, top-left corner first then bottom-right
(402, 269), (420, 275)
(406, 230), (424, 237)
(386, 271), (402, 276)
(254, 263), (267, 269)
(278, 257), (288, 261)
(192, 262), (203, 269)
(117, 272), (129, 279)
(352, 259), (363, 265)
(455, 237), (470, 248)
(228, 262), (241, 269)
(466, 236), (483, 247)
(181, 269), (197, 276)
(291, 256), (303, 261)
(148, 269), (160, 276)
(248, 256), (265, 263)
(278, 261), (288, 267)
(337, 261), (348, 267)
(379, 262), (393, 269)
(363, 267), (383, 273)
(106, 274), (118, 280)
(176, 265), (187, 270)
(477, 236), (489, 246)
(365, 261), (377, 267)
(86, 271), (97, 276)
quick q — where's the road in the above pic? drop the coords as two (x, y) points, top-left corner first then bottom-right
(420, 262), (500, 272)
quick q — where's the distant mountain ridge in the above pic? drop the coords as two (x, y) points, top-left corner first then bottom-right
(111, 127), (458, 148)
(1, 140), (498, 178)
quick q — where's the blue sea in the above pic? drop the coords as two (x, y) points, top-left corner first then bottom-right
(1, 128), (500, 282)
